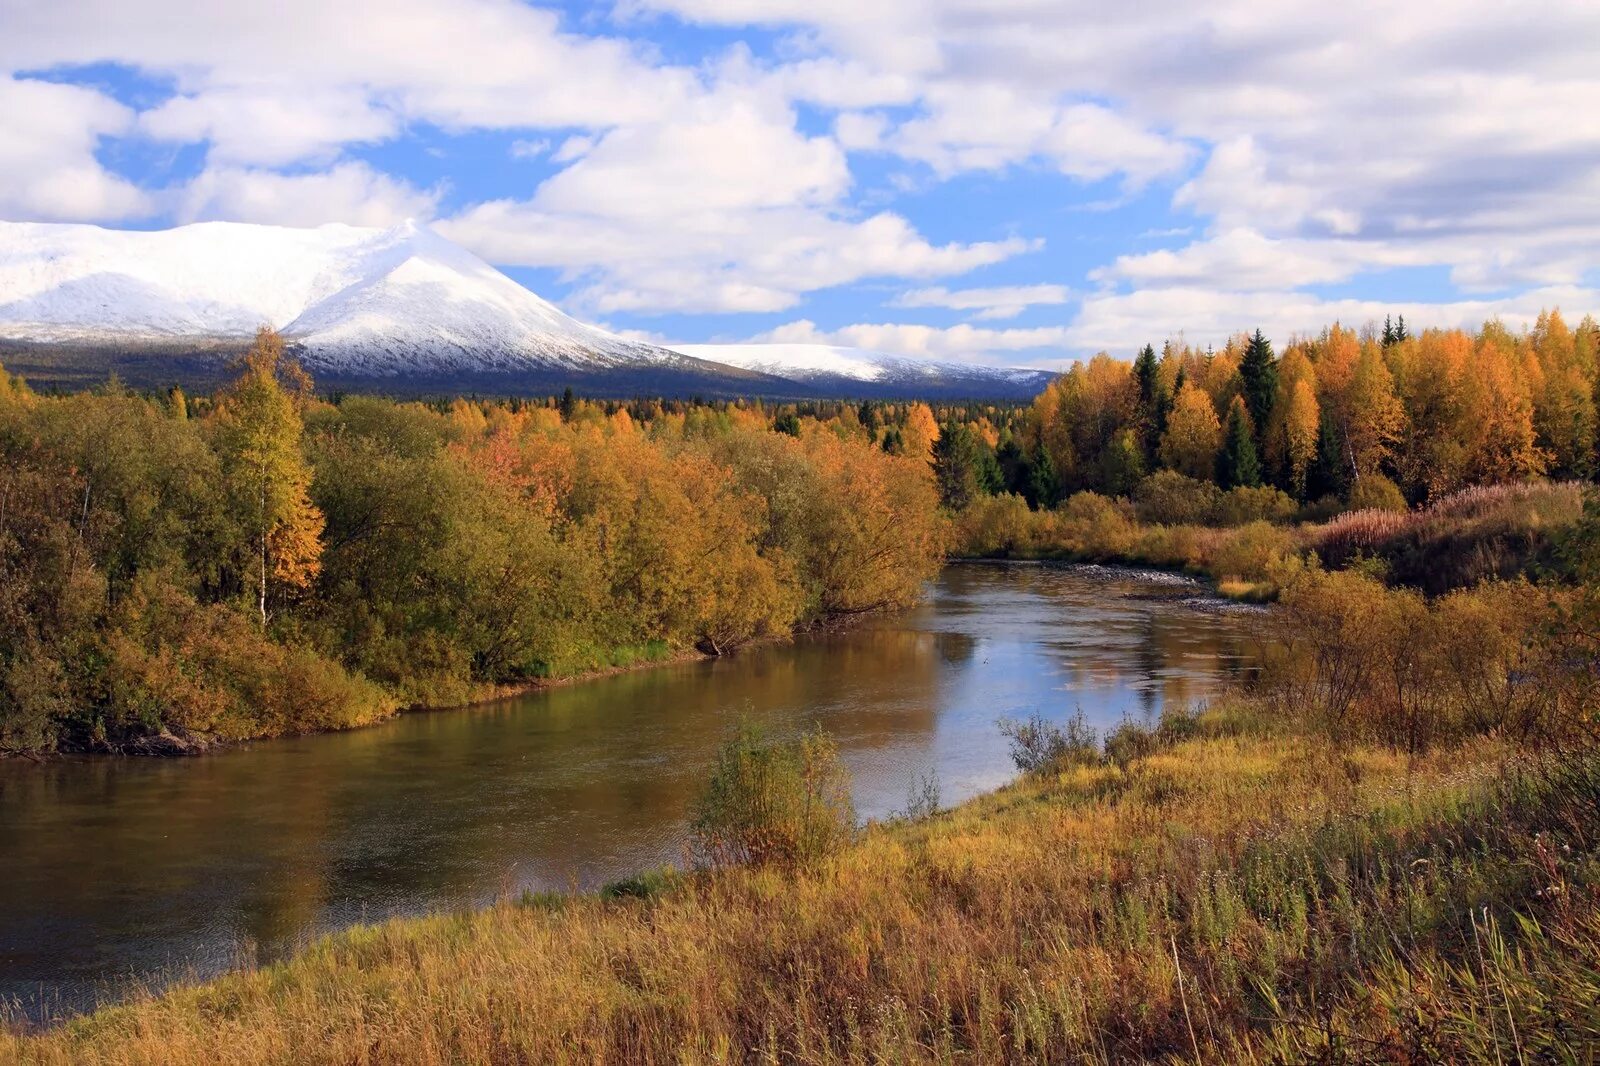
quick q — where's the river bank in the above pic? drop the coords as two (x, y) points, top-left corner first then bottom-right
(7, 698), (1595, 1062)
(0, 566), (1264, 1025)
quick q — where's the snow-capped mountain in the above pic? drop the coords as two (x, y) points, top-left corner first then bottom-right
(0, 219), (690, 376)
(0, 219), (1057, 399)
(674, 342), (1056, 398)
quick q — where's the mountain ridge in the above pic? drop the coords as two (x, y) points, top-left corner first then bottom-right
(0, 219), (1056, 399)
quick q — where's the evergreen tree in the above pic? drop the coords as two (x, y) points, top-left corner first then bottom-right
(976, 446), (1005, 497)
(773, 412), (801, 437)
(1133, 342), (1162, 464)
(931, 422), (982, 511)
(995, 435), (1029, 496)
(559, 386), (576, 423)
(1217, 398), (1262, 489)
(1239, 328), (1277, 452)
(1027, 442), (1060, 508)
(1307, 411), (1348, 501)
(1133, 344), (1159, 407)
(1098, 428), (1146, 497)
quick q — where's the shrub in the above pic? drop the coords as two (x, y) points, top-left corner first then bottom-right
(1133, 471), (1221, 526)
(952, 493), (1037, 557)
(998, 711), (1099, 775)
(1056, 492), (1138, 557)
(1209, 521), (1299, 583)
(1347, 474), (1408, 513)
(1102, 720), (1159, 768)
(1312, 481), (1589, 592)
(1267, 564), (1583, 752)
(1214, 485), (1297, 526)
(690, 724), (856, 868)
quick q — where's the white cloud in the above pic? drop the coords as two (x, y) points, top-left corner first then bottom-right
(550, 135), (596, 163)
(176, 163), (440, 228)
(438, 95), (1037, 313)
(753, 318), (1070, 364)
(639, 0), (1600, 325)
(443, 200), (1035, 313)
(0, 76), (150, 222)
(894, 283), (1071, 320)
(139, 88), (397, 166)
(510, 139), (551, 159)
(5, 0), (1599, 342)
(3, 0), (697, 134)
(1065, 285), (1600, 357)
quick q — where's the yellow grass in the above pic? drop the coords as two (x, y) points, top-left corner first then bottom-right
(10, 707), (1570, 1065)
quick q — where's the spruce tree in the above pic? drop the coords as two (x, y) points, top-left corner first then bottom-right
(1133, 342), (1161, 464)
(1217, 399), (1262, 489)
(931, 422), (981, 510)
(1027, 443), (1060, 508)
(1306, 411), (1348, 501)
(1239, 329), (1277, 453)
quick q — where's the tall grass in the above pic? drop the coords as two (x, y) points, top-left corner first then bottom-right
(6, 704), (1596, 1063)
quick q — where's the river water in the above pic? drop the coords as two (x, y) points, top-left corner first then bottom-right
(0, 563), (1264, 1022)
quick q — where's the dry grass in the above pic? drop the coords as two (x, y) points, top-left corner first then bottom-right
(7, 704), (1596, 1064)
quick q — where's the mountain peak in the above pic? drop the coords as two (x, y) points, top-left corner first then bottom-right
(0, 219), (1054, 399)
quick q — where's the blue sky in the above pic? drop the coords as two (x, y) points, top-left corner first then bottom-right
(2, 0), (1597, 366)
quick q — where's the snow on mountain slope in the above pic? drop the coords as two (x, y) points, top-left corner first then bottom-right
(673, 342), (1056, 392)
(0, 219), (679, 375)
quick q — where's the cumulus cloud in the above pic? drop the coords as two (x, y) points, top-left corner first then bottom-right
(4, 0), (1599, 343)
(893, 284), (1071, 320)
(752, 318), (1071, 364)
(139, 87), (398, 167)
(438, 96), (1037, 312)
(639, 0), (1600, 330)
(176, 163), (440, 228)
(0, 76), (150, 222)
(1065, 285), (1600, 357)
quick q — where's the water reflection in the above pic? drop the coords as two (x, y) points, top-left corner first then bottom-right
(0, 563), (1262, 1021)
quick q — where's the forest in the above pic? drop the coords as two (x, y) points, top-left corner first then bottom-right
(5, 312), (1599, 754)
(0, 330), (945, 754)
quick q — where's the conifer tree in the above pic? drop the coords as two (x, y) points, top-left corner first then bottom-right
(931, 422), (982, 511)
(1217, 397), (1262, 489)
(1027, 443), (1060, 508)
(1239, 328), (1277, 453)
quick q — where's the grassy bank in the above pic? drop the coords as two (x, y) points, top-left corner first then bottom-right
(6, 700), (1597, 1063)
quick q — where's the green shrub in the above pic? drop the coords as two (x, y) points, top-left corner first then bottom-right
(1215, 484), (1297, 525)
(1102, 720), (1159, 768)
(690, 724), (856, 868)
(998, 711), (1099, 775)
(600, 868), (680, 902)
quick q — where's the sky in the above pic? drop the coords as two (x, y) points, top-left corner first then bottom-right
(2, 0), (1598, 368)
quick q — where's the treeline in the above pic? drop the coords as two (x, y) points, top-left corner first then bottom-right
(930, 310), (1599, 515)
(0, 331), (944, 754)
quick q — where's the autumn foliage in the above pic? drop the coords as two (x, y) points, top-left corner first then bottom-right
(0, 335), (944, 753)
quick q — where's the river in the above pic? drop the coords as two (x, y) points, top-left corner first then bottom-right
(0, 563), (1264, 1022)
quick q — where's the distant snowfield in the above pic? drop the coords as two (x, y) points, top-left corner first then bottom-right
(0, 219), (1057, 397)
